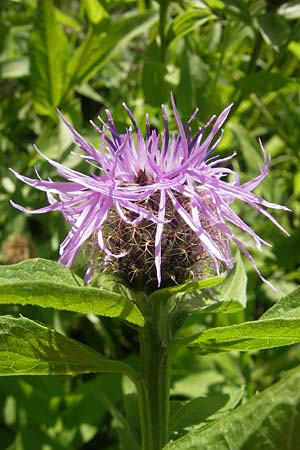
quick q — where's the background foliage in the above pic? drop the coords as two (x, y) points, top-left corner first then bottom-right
(0, 0), (299, 449)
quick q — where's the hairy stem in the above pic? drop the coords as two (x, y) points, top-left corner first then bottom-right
(138, 295), (171, 450)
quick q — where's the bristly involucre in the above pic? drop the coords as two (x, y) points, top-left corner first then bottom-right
(10, 94), (289, 291)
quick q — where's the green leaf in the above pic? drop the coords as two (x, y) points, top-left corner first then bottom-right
(169, 9), (215, 43)
(29, 0), (69, 115)
(256, 13), (290, 50)
(84, 0), (109, 24)
(170, 394), (229, 436)
(188, 318), (300, 355)
(150, 275), (225, 302)
(55, 7), (82, 32)
(66, 10), (157, 88)
(169, 256), (246, 325)
(176, 46), (210, 119)
(0, 57), (29, 79)
(164, 366), (300, 450)
(229, 122), (266, 173)
(142, 40), (169, 107)
(97, 392), (140, 450)
(0, 259), (144, 326)
(236, 72), (300, 97)
(259, 286), (300, 320)
(0, 316), (136, 377)
(62, 373), (124, 445)
(215, 251), (247, 309)
(123, 393), (141, 443)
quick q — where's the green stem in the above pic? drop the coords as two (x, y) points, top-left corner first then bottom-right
(159, 0), (169, 63)
(138, 295), (171, 450)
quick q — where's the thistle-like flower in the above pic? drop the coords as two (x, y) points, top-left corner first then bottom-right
(11, 95), (289, 291)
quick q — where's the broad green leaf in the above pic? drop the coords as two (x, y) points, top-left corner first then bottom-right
(0, 316), (136, 377)
(260, 286), (300, 320)
(236, 72), (300, 97)
(30, 0), (69, 115)
(0, 259), (144, 326)
(66, 10), (157, 88)
(164, 366), (300, 450)
(256, 13), (290, 50)
(188, 318), (300, 355)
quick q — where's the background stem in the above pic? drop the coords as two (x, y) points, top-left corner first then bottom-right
(159, 0), (169, 63)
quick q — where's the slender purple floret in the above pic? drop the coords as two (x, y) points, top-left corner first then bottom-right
(10, 95), (289, 289)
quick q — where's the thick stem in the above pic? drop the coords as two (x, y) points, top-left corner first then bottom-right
(138, 296), (172, 450)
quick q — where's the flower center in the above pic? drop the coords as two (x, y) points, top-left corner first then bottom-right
(135, 169), (152, 186)
(100, 192), (224, 292)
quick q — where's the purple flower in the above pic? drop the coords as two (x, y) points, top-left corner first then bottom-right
(10, 95), (289, 290)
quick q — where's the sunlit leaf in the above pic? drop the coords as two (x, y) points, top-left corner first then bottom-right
(259, 286), (300, 320)
(184, 281), (300, 354)
(278, 1), (300, 20)
(164, 366), (300, 449)
(84, 0), (109, 24)
(151, 275), (225, 303)
(0, 57), (29, 79)
(188, 318), (300, 355)
(0, 259), (144, 326)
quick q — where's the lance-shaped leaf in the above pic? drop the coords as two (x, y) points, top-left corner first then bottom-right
(164, 366), (300, 450)
(0, 316), (137, 378)
(65, 10), (157, 89)
(259, 286), (300, 320)
(187, 287), (300, 355)
(187, 318), (300, 355)
(0, 259), (143, 326)
(30, 0), (69, 115)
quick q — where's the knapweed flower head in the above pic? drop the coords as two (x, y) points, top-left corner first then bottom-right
(11, 95), (289, 291)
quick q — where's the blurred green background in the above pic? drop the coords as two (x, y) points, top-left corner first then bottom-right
(0, 1), (299, 449)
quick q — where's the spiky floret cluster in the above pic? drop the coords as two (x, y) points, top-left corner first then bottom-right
(100, 190), (228, 291)
(11, 95), (289, 290)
